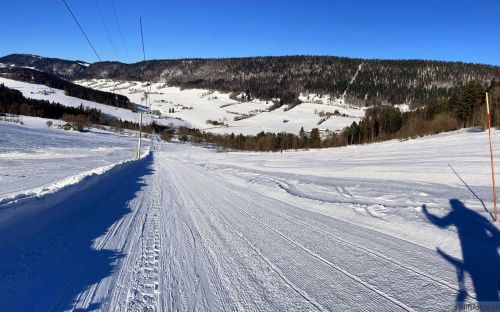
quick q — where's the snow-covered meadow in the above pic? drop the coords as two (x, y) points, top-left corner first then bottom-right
(75, 78), (366, 135)
(0, 76), (366, 135)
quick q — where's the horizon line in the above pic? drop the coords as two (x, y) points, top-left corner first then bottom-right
(2, 52), (499, 68)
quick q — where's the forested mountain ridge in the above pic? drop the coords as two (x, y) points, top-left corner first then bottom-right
(0, 54), (89, 79)
(1, 53), (499, 106)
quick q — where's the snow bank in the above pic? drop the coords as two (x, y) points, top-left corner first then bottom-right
(0, 151), (152, 228)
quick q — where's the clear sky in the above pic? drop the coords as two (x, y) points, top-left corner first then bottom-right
(1, 0), (499, 65)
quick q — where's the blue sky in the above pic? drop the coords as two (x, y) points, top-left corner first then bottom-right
(1, 0), (499, 65)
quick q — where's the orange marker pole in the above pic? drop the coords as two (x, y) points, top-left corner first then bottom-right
(486, 92), (497, 222)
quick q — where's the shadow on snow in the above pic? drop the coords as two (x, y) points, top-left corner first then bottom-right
(423, 199), (500, 306)
(0, 154), (155, 311)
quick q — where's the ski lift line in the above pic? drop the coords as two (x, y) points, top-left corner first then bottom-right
(140, 17), (146, 62)
(93, 0), (119, 60)
(111, 0), (129, 59)
(139, 17), (151, 109)
(61, 0), (102, 62)
(136, 16), (149, 159)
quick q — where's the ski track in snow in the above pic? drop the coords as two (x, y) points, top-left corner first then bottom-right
(1, 127), (499, 310)
(342, 62), (364, 99)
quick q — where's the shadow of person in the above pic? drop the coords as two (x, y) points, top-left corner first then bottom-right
(423, 199), (500, 305)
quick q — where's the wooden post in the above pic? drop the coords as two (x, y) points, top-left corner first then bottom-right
(486, 92), (497, 222)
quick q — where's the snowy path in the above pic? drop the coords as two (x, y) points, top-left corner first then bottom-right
(2, 141), (489, 311)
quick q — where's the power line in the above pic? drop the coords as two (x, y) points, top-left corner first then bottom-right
(93, 0), (118, 60)
(61, 0), (101, 62)
(139, 17), (150, 98)
(92, 0), (128, 105)
(140, 17), (146, 62)
(139, 17), (150, 107)
(137, 16), (148, 159)
(111, 0), (129, 60)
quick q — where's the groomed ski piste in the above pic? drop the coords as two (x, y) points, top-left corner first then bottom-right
(1, 116), (499, 311)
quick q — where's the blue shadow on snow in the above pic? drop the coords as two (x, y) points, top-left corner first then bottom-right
(423, 199), (500, 307)
(0, 154), (155, 311)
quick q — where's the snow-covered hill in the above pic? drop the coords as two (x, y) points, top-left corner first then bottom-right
(0, 77), (189, 128)
(0, 76), (364, 134)
(75, 79), (365, 135)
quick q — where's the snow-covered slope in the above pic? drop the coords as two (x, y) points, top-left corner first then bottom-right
(0, 77), (189, 127)
(0, 116), (144, 202)
(0, 124), (498, 310)
(75, 79), (366, 135)
(183, 129), (500, 241)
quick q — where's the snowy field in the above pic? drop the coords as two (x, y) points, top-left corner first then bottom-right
(0, 116), (143, 203)
(0, 118), (499, 310)
(0, 76), (366, 135)
(75, 79), (366, 135)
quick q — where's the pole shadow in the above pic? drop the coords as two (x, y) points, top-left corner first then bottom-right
(0, 154), (155, 311)
(448, 164), (494, 221)
(422, 199), (500, 306)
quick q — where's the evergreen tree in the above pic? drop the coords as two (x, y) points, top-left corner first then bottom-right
(310, 128), (321, 148)
(460, 81), (484, 126)
(298, 126), (307, 148)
